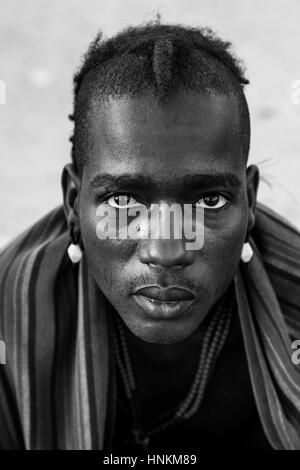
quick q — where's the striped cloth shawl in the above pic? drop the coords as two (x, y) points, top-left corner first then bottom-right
(0, 203), (300, 449)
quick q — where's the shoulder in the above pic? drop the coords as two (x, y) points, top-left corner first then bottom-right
(0, 206), (76, 449)
(0, 206), (67, 289)
(254, 202), (300, 268)
(0, 205), (68, 328)
(253, 203), (300, 337)
(0, 206), (69, 448)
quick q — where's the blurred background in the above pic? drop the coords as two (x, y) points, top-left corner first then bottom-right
(1, 0), (300, 246)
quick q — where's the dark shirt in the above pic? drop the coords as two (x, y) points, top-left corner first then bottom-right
(109, 302), (273, 451)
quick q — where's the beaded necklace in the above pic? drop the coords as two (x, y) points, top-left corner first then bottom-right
(113, 286), (234, 450)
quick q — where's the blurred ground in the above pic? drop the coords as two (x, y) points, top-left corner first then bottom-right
(0, 0), (300, 246)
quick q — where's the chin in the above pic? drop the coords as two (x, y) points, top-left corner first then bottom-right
(121, 313), (204, 344)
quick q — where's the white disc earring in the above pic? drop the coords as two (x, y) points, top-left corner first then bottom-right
(241, 242), (253, 263)
(67, 243), (82, 263)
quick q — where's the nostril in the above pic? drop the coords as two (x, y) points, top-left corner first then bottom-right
(139, 239), (195, 268)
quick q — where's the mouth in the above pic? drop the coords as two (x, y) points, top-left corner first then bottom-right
(132, 285), (196, 320)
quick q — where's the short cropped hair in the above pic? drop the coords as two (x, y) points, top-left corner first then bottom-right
(69, 23), (250, 174)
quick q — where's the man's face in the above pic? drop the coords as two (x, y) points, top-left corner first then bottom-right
(75, 90), (253, 344)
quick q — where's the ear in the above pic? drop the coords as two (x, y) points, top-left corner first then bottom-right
(246, 164), (259, 239)
(61, 163), (81, 240)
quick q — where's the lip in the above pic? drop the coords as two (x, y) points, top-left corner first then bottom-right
(132, 285), (196, 320)
(133, 285), (195, 302)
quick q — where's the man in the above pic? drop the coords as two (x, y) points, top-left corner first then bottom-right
(0, 23), (300, 450)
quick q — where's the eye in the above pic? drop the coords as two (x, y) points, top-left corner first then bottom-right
(107, 194), (141, 209)
(196, 194), (229, 210)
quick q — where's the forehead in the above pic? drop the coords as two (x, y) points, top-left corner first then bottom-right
(81, 91), (244, 183)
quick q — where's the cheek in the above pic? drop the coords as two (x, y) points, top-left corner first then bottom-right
(205, 230), (244, 269)
(200, 206), (248, 279)
(79, 203), (137, 288)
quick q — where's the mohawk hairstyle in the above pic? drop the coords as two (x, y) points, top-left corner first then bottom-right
(69, 23), (250, 174)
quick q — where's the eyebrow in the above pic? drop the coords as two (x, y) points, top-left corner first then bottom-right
(90, 172), (242, 192)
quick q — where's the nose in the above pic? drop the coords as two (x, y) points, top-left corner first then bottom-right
(138, 239), (195, 268)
